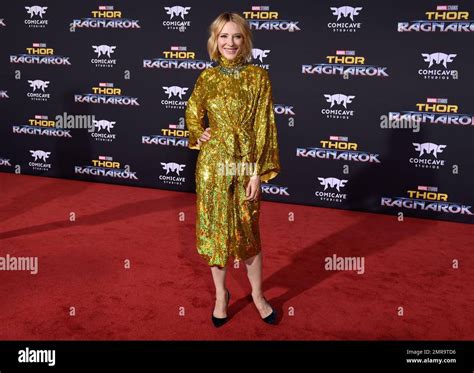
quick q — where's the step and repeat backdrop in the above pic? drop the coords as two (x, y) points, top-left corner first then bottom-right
(0, 1), (473, 223)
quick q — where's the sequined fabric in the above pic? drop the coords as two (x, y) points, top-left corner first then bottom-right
(185, 54), (281, 267)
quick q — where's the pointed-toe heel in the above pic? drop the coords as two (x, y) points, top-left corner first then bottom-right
(211, 314), (228, 328)
(261, 298), (277, 325)
(211, 289), (230, 328)
(262, 308), (276, 325)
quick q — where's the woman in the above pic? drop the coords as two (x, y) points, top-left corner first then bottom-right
(185, 12), (281, 327)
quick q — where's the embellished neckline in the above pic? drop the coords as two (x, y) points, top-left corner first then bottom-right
(218, 53), (245, 67)
(216, 54), (247, 76)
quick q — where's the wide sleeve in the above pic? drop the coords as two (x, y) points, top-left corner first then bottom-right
(254, 70), (281, 183)
(185, 71), (207, 150)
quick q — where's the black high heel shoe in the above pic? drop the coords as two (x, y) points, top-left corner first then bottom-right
(211, 289), (230, 328)
(261, 298), (277, 325)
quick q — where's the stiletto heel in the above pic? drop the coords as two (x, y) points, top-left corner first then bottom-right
(211, 289), (230, 328)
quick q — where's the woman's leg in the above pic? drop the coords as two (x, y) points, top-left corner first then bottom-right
(245, 252), (273, 318)
(211, 265), (229, 318)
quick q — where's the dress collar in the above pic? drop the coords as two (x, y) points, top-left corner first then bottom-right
(217, 53), (245, 68)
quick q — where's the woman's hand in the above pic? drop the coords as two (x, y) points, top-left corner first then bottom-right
(197, 128), (211, 146)
(245, 175), (261, 202)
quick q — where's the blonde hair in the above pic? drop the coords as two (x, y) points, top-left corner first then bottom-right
(207, 12), (253, 62)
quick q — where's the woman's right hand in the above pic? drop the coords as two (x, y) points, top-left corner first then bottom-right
(197, 127), (211, 146)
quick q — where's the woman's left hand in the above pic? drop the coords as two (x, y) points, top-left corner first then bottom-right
(245, 175), (261, 202)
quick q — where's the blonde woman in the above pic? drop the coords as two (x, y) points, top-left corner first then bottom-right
(185, 12), (280, 327)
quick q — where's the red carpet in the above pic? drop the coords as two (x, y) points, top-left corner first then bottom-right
(0, 173), (472, 340)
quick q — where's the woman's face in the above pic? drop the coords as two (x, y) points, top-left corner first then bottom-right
(217, 21), (243, 60)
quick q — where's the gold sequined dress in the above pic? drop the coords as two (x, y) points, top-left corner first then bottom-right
(185, 54), (281, 267)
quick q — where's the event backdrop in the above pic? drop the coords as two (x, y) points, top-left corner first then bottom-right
(1, 1), (473, 224)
